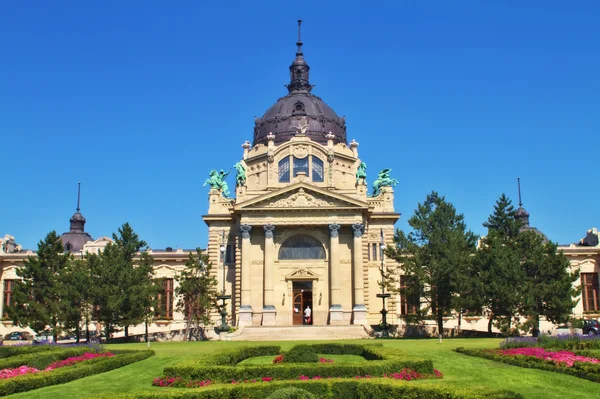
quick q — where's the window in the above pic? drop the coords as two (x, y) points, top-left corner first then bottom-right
(279, 234), (325, 260)
(278, 157), (290, 183)
(220, 243), (235, 265)
(312, 157), (324, 182)
(582, 273), (599, 312)
(293, 157), (308, 177)
(3, 280), (14, 317)
(156, 278), (174, 319)
(400, 276), (419, 315)
(371, 243), (379, 261)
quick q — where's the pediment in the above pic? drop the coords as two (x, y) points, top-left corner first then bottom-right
(285, 268), (319, 280)
(235, 183), (368, 211)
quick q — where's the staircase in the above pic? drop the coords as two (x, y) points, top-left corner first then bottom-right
(222, 325), (372, 341)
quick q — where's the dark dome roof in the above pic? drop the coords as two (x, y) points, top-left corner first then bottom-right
(253, 21), (346, 147)
(59, 183), (93, 252)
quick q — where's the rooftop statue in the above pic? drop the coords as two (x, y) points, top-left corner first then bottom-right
(203, 169), (231, 198)
(371, 168), (398, 197)
(234, 161), (246, 187)
(356, 161), (367, 185)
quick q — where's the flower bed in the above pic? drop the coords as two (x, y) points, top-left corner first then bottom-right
(163, 343), (434, 383)
(455, 346), (600, 384)
(500, 333), (600, 350)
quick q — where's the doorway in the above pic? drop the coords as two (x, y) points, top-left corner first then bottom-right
(292, 281), (313, 325)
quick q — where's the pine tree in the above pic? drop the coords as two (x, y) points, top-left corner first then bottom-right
(61, 258), (93, 343)
(478, 194), (524, 333)
(8, 231), (70, 341)
(175, 249), (218, 340)
(519, 231), (580, 335)
(389, 191), (477, 335)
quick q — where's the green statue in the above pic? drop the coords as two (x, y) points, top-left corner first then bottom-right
(234, 161), (246, 187)
(371, 168), (398, 197)
(203, 169), (231, 197)
(356, 161), (367, 185)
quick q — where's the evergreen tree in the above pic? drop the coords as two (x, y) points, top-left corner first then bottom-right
(8, 231), (69, 341)
(90, 223), (155, 342)
(478, 194), (524, 333)
(175, 249), (218, 340)
(389, 191), (477, 335)
(519, 231), (580, 335)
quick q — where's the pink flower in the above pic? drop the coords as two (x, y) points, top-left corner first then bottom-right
(498, 348), (600, 367)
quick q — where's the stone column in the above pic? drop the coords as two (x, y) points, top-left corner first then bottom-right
(352, 223), (367, 325)
(262, 224), (277, 326)
(239, 224), (253, 327)
(329, 223), (344, 325)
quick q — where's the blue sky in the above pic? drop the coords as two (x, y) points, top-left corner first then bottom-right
(1, 1), (598, 250)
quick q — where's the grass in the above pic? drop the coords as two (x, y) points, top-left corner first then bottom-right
(237, 354), (367, 365)
(6, 338), (599, 399)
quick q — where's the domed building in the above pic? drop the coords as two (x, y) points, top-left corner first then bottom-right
(202, 21), (402, 331)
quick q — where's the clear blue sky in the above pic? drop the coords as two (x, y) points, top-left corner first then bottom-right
(1, 1), (598, 250)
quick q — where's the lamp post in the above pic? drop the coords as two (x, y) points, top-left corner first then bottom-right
(216, 230), (231, 332)
(376, 229), (390, 338)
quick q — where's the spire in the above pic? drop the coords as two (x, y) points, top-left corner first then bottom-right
(286, 20), (313, 93)
(515, 177), (530, 227)
(69, 182), (86, 233)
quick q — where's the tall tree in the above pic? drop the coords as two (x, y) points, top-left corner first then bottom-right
(90, 223), (155, 342)
(389, 191), (478, 335)
(519, 232), (580, 336)
(175, 249), (218, 341)
(61, 258), (94, 343)
(8, 231), (69, 341)
(478, 194), (524, 333)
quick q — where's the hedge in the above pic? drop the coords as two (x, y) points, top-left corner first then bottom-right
(0, 346), (99, 370)
(455, 347), (600, 384)
(89, 379), (523, 399)
(0, 349), (154, 396)
(0, 344), (62, 359)
(164, 344), (432, 383)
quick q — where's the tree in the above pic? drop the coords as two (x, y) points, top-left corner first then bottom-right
(519, 232), (580, 336)
(89, 223), (155, 342)
(175, 249), (218, 340)
(61, 258), (93, 343)
(477, 194), (524, 333)
(8, 231), (69, 341)
(389, 191), (478, 335)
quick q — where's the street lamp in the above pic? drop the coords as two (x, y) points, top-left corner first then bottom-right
(376, 228), (391, 338)
(216, 230), (231, 332)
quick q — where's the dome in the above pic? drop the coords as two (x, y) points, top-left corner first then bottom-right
(253, 21), (347, 147)
(59, 183), (93, 252)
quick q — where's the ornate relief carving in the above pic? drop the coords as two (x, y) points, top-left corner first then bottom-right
(240, 224), (252, 239)
(264, 224), (275, 239)
(284, 268), (319, 279)
(242, 214), (362, 226)
(352, 223), (364, 238)
(340, 259), (352, 264)
(268, 188), (334, 208)
(329, 223), (340, 238)
(293, 144), (309, 159)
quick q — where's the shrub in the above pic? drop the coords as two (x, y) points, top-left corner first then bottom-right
(89, 379), (523, 399)
(0, 350), (153, 396)
(265, 387), (316, 399)
(499, 333), (600, 351)
(209, 346), (281, 365)
(0, 347), (100, 370)
(283, 345), (318, 363)
(0, 345), (60, 359)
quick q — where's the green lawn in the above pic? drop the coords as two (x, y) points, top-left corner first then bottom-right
(7, 338), (598, 399)
(237, 354), (366, 365)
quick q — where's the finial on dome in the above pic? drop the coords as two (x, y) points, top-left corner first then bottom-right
(517, 177), (523, 207)
(296, 20), (303, 56)
(76, 181), (81, 212)
(515, 177), (530, 227)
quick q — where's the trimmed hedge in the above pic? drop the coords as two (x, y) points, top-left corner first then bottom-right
(283, 345), (319, 363)
(0, 345), (61, 359)
(0, 346), (99, 370)
(0, 349), (154, 396)
(455, 347), (600, 384)
(265, 387), (316, 399)
(89, 379), (523, 399)
(164, 344), (432, 383)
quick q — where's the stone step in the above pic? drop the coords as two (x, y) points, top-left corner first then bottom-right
(223, 325), (372, 341)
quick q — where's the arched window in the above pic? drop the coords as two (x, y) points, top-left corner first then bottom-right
(279, 157), (290, 183)
(293, 156), (308, 177)
(279, 234), (325, 260)
(312, 157), (324, 182)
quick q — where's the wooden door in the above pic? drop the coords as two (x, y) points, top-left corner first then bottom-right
(293, 291), (304, 325)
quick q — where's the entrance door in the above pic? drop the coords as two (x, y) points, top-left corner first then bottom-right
(292, 281), (313, 325)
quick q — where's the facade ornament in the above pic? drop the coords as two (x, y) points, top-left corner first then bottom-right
(234, 161), (247, 187)
(329, 223), (341, 238)
(371, 168), (398, 197)
(240, 224), (252, 239)
(355, 161), (367, 186)
(327, 152), (334, 163)
(266, 132), (276, 142)
(264, 224), (275, 239)
(352, 223), (364, 238)
(325, 132), (335, 141)
(203, 169), (231, 197)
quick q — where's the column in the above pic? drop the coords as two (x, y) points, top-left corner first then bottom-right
(352, 223), (368, 325)
(329, 223), (344, 325)
(238, 224), (253, 327)
(262, 224), (277, 326)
